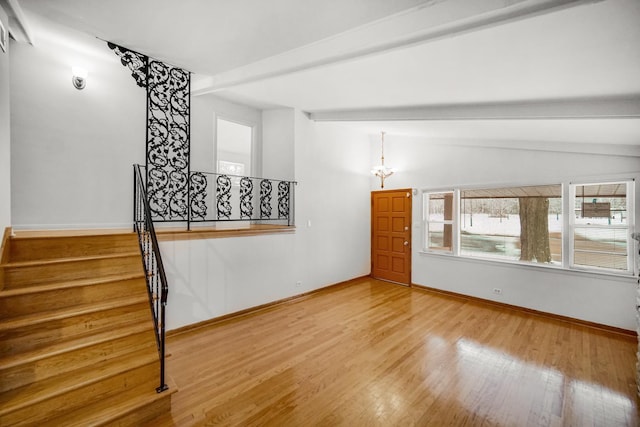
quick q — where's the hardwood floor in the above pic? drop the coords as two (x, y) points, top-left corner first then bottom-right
(147, 278), (638, 426)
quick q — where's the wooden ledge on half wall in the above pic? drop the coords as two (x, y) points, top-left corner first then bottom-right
(155, 223), (296, 241)
(7, 224), (295, 243)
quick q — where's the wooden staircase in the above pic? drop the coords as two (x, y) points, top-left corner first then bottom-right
(0, 229), (174, 426)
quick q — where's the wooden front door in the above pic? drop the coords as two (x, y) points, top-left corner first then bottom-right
(371, 189), (412, 285)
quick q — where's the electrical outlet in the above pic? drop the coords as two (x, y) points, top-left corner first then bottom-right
(493, 288), (502, 295)
(295, 281), (302, 288)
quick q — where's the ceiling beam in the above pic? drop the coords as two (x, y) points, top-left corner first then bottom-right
(193, 0), (602, 95)
(2, 0), (35, 44)
(307, 95), (640, 121)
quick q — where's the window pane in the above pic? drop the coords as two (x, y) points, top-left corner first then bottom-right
(572, 182), (630, 272)
(428, 196), (445, 222)
(427, 222), (452, 251)
(460, 185), (562, 264)
(428, 192), (453, 222)
(574, 251), (628, 270)
(573, 227), (627, 270)
(574, 227), (627, 254)
(425, 192), (453, 252)
(574, 184), (627, 225)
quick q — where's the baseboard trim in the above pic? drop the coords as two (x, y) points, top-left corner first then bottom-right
(167, 275), (369, 338)
(411, 283), (637, 339)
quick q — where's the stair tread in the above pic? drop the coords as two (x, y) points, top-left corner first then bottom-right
(0, 231), (168, 424)
(0, 321), (155, 371)
(49, 375), (177, 427)
(0, 272), (145, 298)
(11, 229), (135, 239)
(4, 251), (142, 268)
(0, 346), (159, 416)
(0, 293), (150, 332)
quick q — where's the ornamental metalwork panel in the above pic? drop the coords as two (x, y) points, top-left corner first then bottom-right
(146, 60), (191, 220)
(216, 175), (232, 219)
(107, 42), (148, 87)
(240, 177), (254, 219)
(278, 182), (290, 219)
(189, 172), (208, 220)
(109, 42), (191, 222)
(260, 179), (273, 219)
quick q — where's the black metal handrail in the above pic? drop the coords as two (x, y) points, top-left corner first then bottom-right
(143, 168), (297, 229)
(133, 164), (168, 393)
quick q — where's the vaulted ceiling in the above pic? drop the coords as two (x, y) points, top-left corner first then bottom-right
(8, 0), (640, 150)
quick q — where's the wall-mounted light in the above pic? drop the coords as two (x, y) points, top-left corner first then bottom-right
(72, 67), (88, 90)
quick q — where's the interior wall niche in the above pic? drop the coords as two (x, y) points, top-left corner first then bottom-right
(108, 42), (191, 221)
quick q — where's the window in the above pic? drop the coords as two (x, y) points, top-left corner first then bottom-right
(460, 185), (562, 264)
(424, 192), (454, 253)
(216, 118), (252, 177)
(571, 181), (634, 273)
(422, 179), (637, 276)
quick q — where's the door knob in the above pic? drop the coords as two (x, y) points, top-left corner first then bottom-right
(404, 241), (409, 246)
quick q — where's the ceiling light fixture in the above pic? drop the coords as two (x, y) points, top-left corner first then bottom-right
(72, 66), (87, 90)
(371, 131), (395, 189)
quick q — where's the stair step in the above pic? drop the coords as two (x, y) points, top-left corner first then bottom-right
(0, 323), (156, 393)
(0, 295), (151, 357)
(4, 252), (143, 288)
(0, 348), (160, 425)
(9, 231), (139, 263)
(0, 319), (154, 370)
(0, 293), (149, 332)
(0, 273), (146, 319)
(0, 230), (170, 425)
(0, 272), (145, 297)
(44, 375), (176, 427)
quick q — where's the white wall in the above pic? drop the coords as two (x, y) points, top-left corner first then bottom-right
(292, 117), (371, 289)
(262, 108), (295, 181)
(376, 136), (640, 330)
(0, 6), (10, 231)
(7, 14), (373, 331)
(162, 113), (372, 330)
(10, 14), (145, 229)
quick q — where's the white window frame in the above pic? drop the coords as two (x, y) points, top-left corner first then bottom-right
(568, 180), (635, 275)
(419, 178), (637, 278)
(423, 190), (458, 254)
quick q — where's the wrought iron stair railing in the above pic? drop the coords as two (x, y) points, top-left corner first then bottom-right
(145, 167), (297, 229)
(133, 164), (169, 393)
(133, 164), (297, 393)
(132, 164), (296, 392)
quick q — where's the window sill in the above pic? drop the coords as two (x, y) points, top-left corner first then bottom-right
(156, 224), (296, 241)
(417, 250), (636, 283)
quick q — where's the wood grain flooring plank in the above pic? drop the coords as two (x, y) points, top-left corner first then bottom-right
(146, 278), (638, 426)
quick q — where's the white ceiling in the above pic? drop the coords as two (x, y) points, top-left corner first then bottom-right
(11, 0), (640, 147)
(16, 0), (427, 75)
(222, 0), (640, 110)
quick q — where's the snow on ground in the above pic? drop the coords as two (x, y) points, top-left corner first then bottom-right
(428, 214), (563, 236)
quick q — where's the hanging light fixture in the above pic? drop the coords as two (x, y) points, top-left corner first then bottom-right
(371, 131), (395, 188)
